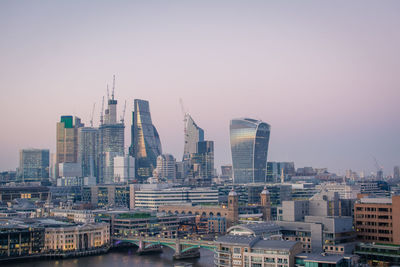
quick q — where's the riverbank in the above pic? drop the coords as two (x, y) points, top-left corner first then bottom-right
(1, 247), (214, 267)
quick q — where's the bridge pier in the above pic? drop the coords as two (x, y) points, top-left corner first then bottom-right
(137, 238), (162, 255)
(173, 241), (200, 260)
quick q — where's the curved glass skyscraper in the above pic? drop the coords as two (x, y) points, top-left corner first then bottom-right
(230, 118), (271, 184)
(130, 99), (162, 180)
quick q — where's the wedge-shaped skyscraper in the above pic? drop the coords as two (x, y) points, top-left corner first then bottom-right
(130, 99), (162, 180)
(183, 114), (204, 160)
(230, 118), (271, 184)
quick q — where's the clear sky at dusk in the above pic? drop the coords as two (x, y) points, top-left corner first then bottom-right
(0, 1), (399, 175)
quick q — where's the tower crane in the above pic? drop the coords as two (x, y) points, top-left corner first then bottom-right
(120, 100), (127, 124)
(100, 96), (104, 125)
(90, 103), (96, 127)
(373, 156), (384, 179)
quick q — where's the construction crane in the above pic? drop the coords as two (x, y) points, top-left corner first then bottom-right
(120, 100), (127, 124)
(107, 84), (110, 100)
(90, 103), (96, 127)
(179, 98), (188, 129)
(373, 156), (384, 179)
(112, 75), (116, 100)
(100, 96), (104, 125)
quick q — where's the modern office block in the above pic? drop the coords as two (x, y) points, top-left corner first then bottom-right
(230, 118), (270, 184)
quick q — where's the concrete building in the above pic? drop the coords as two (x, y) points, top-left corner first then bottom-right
(82, 185), (130, 208)
(159, 188), (240, 227)
(354, 195), (400, 244)
(113, 155), (135, 183)
(130, 185), (219, 210)
(58, 162), (82, 178)
(50, 209), (104, 224)
(317, 183), (360, 200)
(187, 141), (214, 186)
(19, 149), (49, 182)
(276, 216), (356, 254)
(155, 154), (176, 181)
(214, 235), (302, 267)
(44, 223), (109, 252)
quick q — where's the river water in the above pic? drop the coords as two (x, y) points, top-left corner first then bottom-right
(2, 247), (215, 267)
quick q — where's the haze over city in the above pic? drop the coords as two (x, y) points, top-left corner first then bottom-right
(1, 1), (400, 175)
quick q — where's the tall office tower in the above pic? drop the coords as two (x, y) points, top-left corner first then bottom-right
(394, 166), (400, 179)
(230, 118), (271, 184)
(19, 149), (50, 182)
(155, 154), (176, 181)
(189, 141), (214, 186)
(98, 81), (124, 184)
(113, 155), (135, 183)
(130, 99), (162, 181)
(49, 153), (56, 181)
(78, 127), (98, 178)
(56, 116), (84, 177)
(183, 114), (204, 160)
(266, 162), (295, 183)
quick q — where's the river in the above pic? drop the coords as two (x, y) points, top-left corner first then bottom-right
(2, 247), (215, 267)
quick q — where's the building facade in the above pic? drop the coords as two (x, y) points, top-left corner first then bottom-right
(155, 154), (176, 181)
(215, 235), (302, 267)
(130, 99), (162, 181)
(44, 223), (109, 252)
(56, 116), (83, 177)
(78, 127), (98, 179)
(113, 155), (135, 183)
(230, 118), (271, 184)
(354, 195), (400, 244)
(97, 88), (125, 184)
(19, 149), (49, 182)
(183, 114), (204, 160)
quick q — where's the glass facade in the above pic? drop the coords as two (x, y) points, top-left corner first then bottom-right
(131, 99), (162, 180)
(183, 114), (204, 160)
(230, 118), (270, 184)
(19, 149), (50, 182)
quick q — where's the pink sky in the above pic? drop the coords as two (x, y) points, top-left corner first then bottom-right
(0, 1), (399, 175)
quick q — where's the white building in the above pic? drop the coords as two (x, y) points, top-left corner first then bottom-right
(58, 162), (82, 177)
(44, 223), (110, 252)
(155, 154), (176, 181)
(130, 184), (218, 210)
(113, 155), (135, 183)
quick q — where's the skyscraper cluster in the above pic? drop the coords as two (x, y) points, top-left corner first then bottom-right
(17, 77), (274, 186)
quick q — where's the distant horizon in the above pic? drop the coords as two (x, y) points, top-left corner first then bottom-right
(1, 1), (399, 175)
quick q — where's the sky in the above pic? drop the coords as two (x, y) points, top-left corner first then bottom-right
(0, 1), (400, 176)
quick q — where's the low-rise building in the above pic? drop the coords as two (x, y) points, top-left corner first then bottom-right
(214, 235), (302, 267)
(44, 223), (109, 252)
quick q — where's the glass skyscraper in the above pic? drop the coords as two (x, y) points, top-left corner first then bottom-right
(130, 99), (162, 180)
(230, 118), (271, 184)
(183, 114), (204, 160)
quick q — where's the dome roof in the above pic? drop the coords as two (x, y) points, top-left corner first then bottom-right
(229, 188), (238, 196)
(261, 186), (270, 195)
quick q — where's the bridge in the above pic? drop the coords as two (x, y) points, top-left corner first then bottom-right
(114, 236), (216, 259)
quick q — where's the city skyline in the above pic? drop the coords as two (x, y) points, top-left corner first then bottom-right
(1, 1), (400, 174)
